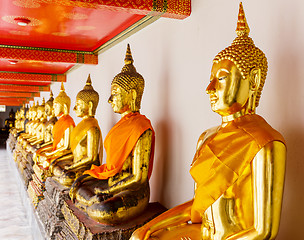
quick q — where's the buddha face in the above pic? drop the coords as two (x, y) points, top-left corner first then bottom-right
(74, 98), (89, 118)
(53, 101), (63, 117)
(108, 84), (132, 114)
(32, 109), (37, 119)
(37, 108), (43, 119)
(45, 104), (52, 116)
(206, 59), (250, 116)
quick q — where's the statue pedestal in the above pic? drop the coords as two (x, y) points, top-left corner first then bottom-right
(62, 200), (167, 240)
(7, 133), (17, 151)
(36, 177), (69, 238)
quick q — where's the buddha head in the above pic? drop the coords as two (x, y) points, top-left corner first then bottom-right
(74, 74), (99, 117)
(206, 2), (268, 116)
(37, 98), (46, 119)
(15, 110), (20, 120)
(45, 91), (54, 117)
(31, 101), (38, 120)
(109, 44), (145, 114)
(54, 82), (71, 117)
(19, 105), (25, 118)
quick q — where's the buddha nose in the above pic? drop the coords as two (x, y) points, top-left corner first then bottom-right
(108, 95), (113, 103)
(206, 78), (217, 94)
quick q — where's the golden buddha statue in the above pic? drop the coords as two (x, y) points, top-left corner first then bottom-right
(34, 83), (75, 170)
(10, 109), (19, 134)
(5, 109), (15, 130)
(27, 98), (47, 148)
(17, 102), (37, 143)
(32, 91), (57, 158)
(48, 75), (102, 187)
(12, 105), (25, 137)
(130, 3), (286, 240)
(28, 91), (58, 207)
(69, 44), (155, 224)
(42, 91), (58, 146)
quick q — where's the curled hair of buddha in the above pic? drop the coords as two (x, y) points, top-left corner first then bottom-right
(46, 91), (54, 108)
(112, 44), (145, 110)
(54, 82), (71, 110)
(213, 2), (268, 107)
(76, 74), (99, 115)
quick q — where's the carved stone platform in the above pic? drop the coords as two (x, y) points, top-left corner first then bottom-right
(62, 201), (167, 240)
(36, 177), (70, 239)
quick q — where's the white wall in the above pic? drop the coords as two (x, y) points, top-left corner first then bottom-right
(37, 0), (304, 238)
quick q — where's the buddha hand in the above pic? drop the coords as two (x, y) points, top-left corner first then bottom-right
(69, 174), (90, 202)
(130, 226), (151, 240)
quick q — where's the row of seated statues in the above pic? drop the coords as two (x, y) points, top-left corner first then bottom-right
(8, 3), (286, 240)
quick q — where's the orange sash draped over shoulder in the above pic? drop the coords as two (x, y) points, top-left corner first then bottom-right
(52, 114), (75, 150)
(70, 117), (100, 152)
(189, 114), (285, 223)
(84, 112), (155, 180)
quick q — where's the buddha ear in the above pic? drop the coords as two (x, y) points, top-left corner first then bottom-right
(88, 101), (93, 116)
(130, 89), (137, 111)
(249, 68), (261, 92)
(247, 68), (261, 114)
(63, 103), (69, 115)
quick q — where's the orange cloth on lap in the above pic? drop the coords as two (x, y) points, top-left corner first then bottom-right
(52, 115), (75, 150)
(189, 114), (285, 223)
(84, 112), (155, 180)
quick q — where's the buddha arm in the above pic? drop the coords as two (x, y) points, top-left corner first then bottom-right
(31, 124), (45, 145)
(65, 127), (101, 171)
(130, 200), (193, 240)
(45, 126), (72, 156)
(226, 141), (286, 240)
(100, 129), (152, 195)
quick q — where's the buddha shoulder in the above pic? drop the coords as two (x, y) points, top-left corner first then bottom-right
(196, 125), (220, 150)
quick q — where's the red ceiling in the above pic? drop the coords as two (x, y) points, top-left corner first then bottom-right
(0, 0), (191, 106)
(0, 1), (145, 51)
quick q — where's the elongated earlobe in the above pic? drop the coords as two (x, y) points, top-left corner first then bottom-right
(130, 89), (137, 112)
(89, 101), (93, 116)
(63, 103), (69, 115)
(249, 68), (261, 91)
(247, 68), (261, 113)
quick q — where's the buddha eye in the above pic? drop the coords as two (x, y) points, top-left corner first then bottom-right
(219, 76), (227, 81)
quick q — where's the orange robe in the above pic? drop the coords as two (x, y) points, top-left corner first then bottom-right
(70, 117), (100, 152)
(84, 112), (155, 180)
(189, 114), (285, 223)
(52, 114), (75, 150)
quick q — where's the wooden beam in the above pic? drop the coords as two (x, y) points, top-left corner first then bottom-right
(0, 72), (66, 84)
(0, 92), (40, 98)
(0, 84), (50, 92)
(0, 47), (98, 64)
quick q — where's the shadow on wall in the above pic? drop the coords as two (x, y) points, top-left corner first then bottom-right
(271, 9), (304, 239)
(151, 64), (183, 207)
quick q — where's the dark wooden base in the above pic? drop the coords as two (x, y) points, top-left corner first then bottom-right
(62, 200), (167, 240)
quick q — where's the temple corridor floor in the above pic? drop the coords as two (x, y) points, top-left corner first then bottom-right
(0, 147), (33, 240)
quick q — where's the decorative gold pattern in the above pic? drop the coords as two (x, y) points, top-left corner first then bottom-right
(75, 26), (96, 31)
(9, 30), (30, 36)
(51, 32), (70, 37)
(63, 12), (88, 20)
(13, 0), (41, 8)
